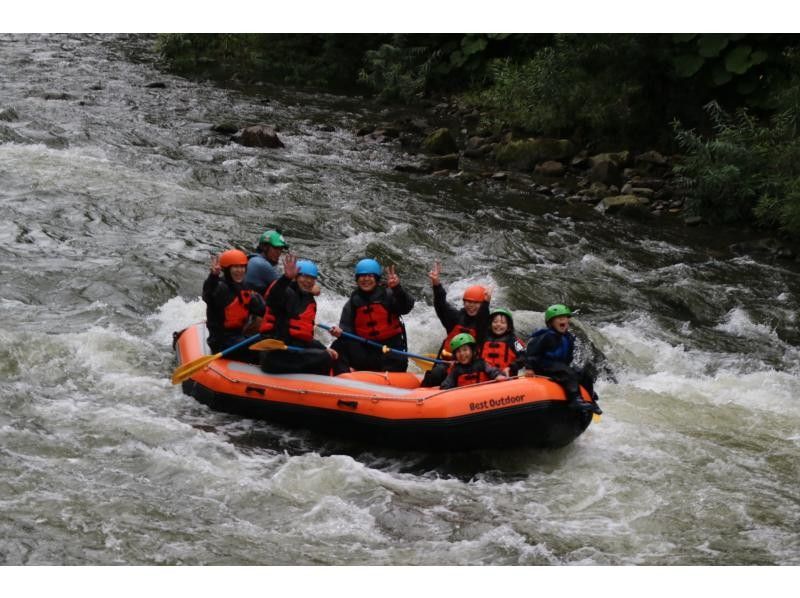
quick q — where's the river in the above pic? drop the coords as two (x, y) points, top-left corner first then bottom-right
(1, 33), (798, 567)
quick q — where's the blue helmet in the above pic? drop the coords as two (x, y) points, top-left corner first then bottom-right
(296, 260), (319, 278)
(355, 258), (382, 278)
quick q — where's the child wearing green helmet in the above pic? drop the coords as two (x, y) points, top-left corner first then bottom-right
(440, 333), (507, 390)
(525, 304), (602, 415)
(481, 307), (526, 376)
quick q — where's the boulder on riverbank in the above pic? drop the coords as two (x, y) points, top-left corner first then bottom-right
(421, 128), (458, 155)
(494, 137), (576, 171)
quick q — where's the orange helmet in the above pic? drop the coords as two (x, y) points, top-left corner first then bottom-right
(463, 285), (486, 303)
(219, 249), (248, 269)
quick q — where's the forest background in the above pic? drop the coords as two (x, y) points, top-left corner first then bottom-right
(156, 32), (800, 240)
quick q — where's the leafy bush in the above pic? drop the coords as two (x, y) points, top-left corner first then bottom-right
(674, 97), (800, 235)
(465, 36), (663, 140)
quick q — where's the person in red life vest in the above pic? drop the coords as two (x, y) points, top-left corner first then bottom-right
(440, 333), (506, 390)
(420, 260), (492, 387)
(525, 304), (602, 415)
(202, 249), (266, 364)
(481, 308), (526, 376)
(258, 254), (338, 375)
(328, 258), (415, 373)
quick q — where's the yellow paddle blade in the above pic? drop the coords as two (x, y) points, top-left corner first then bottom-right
(171, 352), (222, 384)
(410, 356), (435, 371)
(409, 353), (446, 372)
(592, 413), (602, 423)
(250, 338), (289, 351)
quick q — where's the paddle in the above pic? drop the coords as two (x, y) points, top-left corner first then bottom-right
(250, 338), (327, 354)
(316, 323), (451, 370)
(171, 333), (263, 385)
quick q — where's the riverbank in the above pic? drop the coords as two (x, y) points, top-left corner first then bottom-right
(196, 81), (800, 264)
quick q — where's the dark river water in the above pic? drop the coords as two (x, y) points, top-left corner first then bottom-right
(1, 33), (798, 566)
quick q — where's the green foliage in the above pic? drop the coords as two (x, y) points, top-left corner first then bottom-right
(674, 96), (800, 235)
(357, 34), (539, 101)
(461, 35), (650, 141)
(358, 43), (430, 101)
(156, 33), (387, 90)
(670, 34), (787, 108)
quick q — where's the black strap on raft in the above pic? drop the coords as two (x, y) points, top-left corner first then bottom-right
(172, 328), (188, 350)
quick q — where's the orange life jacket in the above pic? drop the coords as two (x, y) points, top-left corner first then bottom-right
(223, 290), (256, 331)
(259, 279), (316, 343)
(287, 302), (316, 342)
(454, 361), (490, 387)
(480, 336), (521, 371)
(353, 302), (403, 341)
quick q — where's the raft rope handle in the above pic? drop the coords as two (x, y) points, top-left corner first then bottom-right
(206, 365), (550, 404)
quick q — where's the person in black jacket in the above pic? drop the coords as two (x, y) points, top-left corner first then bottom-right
(202, 249), (265, 364)
(421, 260), (491, 387)
(525, 304), (601, 414)
(258, 254), (338, 375)
(329, 258), (415, 373)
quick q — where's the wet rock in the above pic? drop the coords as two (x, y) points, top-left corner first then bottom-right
(589, 159), (621, 187)
(534, 160), (566, 177)
(237, 124), (285, 148)
(591, 151), (631, 167)
(356, 125), (374, 136)
(463, 146), (488, 159)
(0, 124), (27, 143)
(145, 81), (167, 89)
(42, 92), (74, 100)
(630, 176), (665, 190)
(422, 128), (458, 155)
(595, 194), (650, 214)
(730, 238), (796, 259)
(635, 150), (668, 166)
(394, 163), (430, 174)
(571, 152), (591, 169)
(427, 153), (460, 171)
(466, 136), (488, 150)
(317, 124), (335, 132)
(629, 187), (655, 198)
(495, 138), (576, 171)
(683, 215), (703, 226)
(0, 107), (19, 121)
(212, 122), (239, 135)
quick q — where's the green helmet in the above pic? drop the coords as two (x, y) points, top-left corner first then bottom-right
(544, 304), (572, 323)
(258, 230), (288, 248)
(490, 307), (513, 321)
(450, 332), (476, 352)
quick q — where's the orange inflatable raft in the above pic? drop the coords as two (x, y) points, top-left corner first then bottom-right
(173, 323), (597, 450)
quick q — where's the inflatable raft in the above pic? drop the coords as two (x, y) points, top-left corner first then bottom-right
(173, 323), (596, 450)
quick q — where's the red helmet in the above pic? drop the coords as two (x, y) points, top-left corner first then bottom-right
(219, 249), (248, 269)
(463, 285), (486, 302)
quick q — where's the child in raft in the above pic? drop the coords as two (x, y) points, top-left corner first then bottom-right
(440, 333), (507, 389)
(480, 307), (526, 377)
(525, 304), (602, 415)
